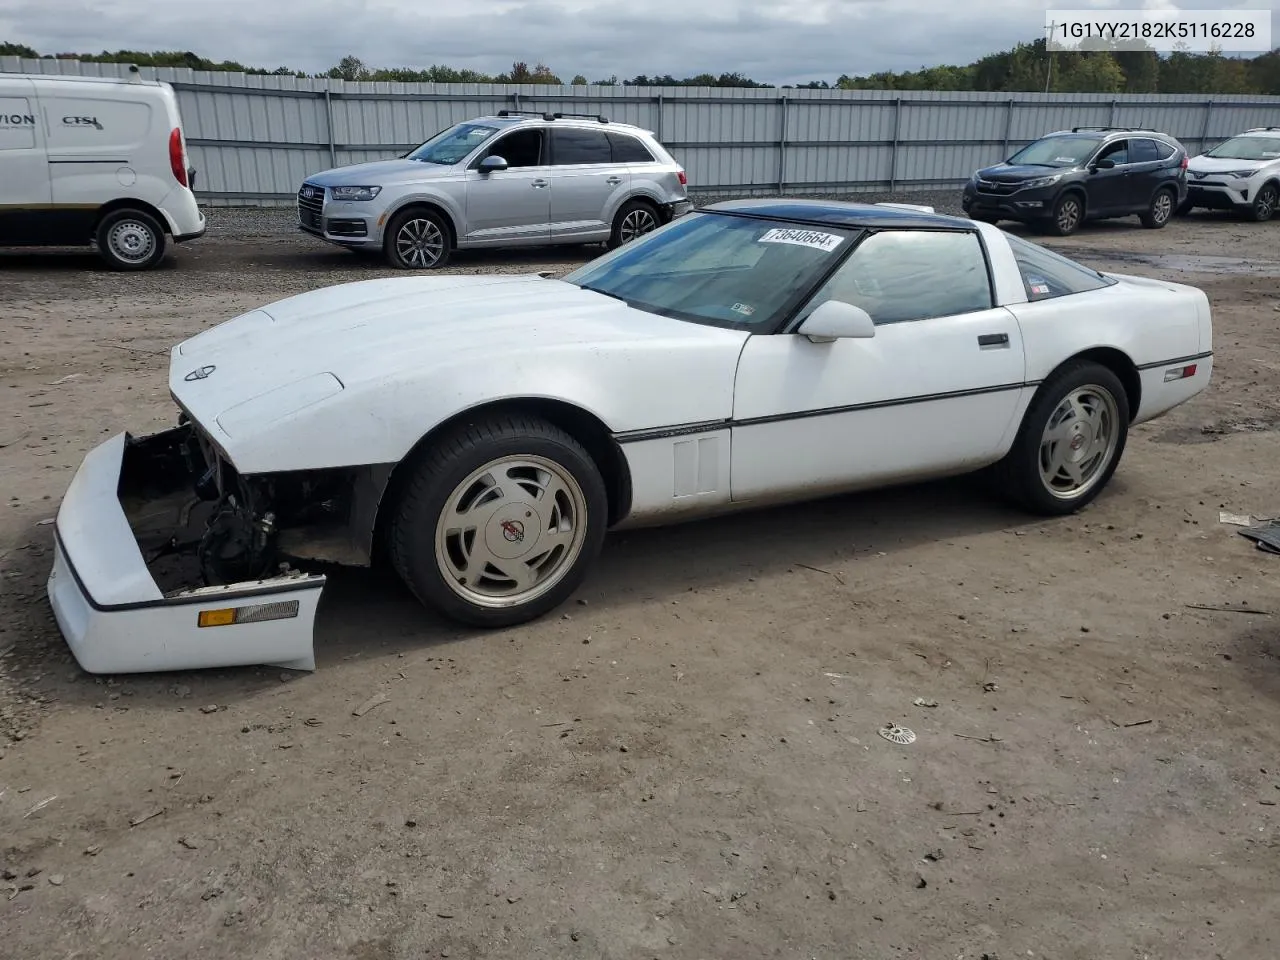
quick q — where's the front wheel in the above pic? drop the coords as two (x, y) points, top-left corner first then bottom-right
(1140, 187), (1175, 229)
(389, 415), (608, 627)
(385, 207), (451, 270)
(96, 209), (167, 271)
(1248, 182), (1278, 222)
(1046, 193), (1084, 236)
(991, 361), (1130, 516)
(607, 200), (660, 250)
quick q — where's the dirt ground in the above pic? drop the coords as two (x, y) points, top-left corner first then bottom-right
(3, 204), (1280, 960)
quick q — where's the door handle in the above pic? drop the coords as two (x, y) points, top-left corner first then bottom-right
(531, 179), (548, 188)
(978, 333), (1010, 348)
(606, 176), (623, 185)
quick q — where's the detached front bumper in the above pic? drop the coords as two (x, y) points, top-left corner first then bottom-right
(48, 430), (325, 675)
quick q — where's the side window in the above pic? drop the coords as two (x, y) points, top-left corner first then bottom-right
(1097, 139), (1129, 165)
(1131, 138), (1159, 163)
(482, 129), (543, 168)
(608, 132), (655, 163)
(1153, 140), (1176, 161)
(552, 128), (612, 165)
(0, 97), (37, 149)
(805, 230), (993, 325)
(1003, 232), (1117, 302)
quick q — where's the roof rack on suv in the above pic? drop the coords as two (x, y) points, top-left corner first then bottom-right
(497, 109), (557, 121)
(552, 111), (609, 123)
(1245, 126), (1280, 132)
(495, 109), (611, 124)
(1070, 126), (1139, 133)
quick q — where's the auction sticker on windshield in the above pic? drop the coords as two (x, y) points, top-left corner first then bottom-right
(758, 228), (844, 252)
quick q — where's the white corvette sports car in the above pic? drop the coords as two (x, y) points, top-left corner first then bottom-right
(48, 200), (1213, 674)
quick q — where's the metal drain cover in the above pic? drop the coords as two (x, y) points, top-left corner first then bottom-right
(879, 723), (917, 745)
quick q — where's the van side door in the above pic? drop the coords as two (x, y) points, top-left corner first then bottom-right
(0, 78), (54, 245)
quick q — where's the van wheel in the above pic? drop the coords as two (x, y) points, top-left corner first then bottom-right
(96, 209), (167, 271)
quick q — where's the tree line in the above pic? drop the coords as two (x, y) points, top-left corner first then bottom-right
(2, 39), (1278, 94)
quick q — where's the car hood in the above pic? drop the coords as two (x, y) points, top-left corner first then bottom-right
(304, 158), (455, 186)
(169, 275), (747, 470)
(976, 163), (1076, 181)
(1188, 155), (1271, 174)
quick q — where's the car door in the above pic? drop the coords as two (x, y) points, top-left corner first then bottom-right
(462, 127), (551, 244)
(729, 229), (1027, 504)
(0, 78), (54, 244)
(1085, 139), (1132, 215)
(1123, 138), (1164, 209)
(547, 126), (629, 241)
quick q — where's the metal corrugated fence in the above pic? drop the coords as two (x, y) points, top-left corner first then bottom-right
(5, 56), (1280, 206)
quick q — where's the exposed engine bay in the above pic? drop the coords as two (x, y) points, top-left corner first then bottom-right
(119, 419), (371, 596)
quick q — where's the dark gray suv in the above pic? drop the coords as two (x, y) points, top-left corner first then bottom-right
(961, 127), (1190, 236)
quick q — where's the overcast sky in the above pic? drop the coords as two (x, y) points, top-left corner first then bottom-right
(1, 0), (1276, 85)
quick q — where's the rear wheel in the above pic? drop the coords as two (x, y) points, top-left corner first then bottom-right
(1140, 187), (1175, 229)
(991, 360), (1130, 516)
(389, 415), (608, 627)
(1046, 193), (1084, 236)
(96, 209), (167, 271)
(1248, 182), (1278, 222)
(385, 207), (451, 270)
(607, 200), (660, 250)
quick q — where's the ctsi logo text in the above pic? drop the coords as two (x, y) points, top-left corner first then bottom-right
(63, 116), (103, 129)
(0, 113), (35, 126)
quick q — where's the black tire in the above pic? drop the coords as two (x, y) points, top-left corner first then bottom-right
(968, 212), (1000, 224)
(389, 414), (609, 627)
(1046, 193), (1084, 237)
(1140, 187), (1175, 229)
(607, 199), (660, 250)
(95, 208), (167, 271)
(990, 360), (1130, 517)
(1248, 182), (1278, 222)
(384, 207), (451, 270)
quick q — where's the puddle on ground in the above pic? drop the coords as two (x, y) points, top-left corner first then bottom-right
(1060, 249), (1280, 277)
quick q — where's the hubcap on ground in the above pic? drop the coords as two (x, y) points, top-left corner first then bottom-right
(396, 219), (444, 267)
(1057, 199), (1081, 233)
(1038, 385), (1120, 501)
(620, 208), (658, 243)
(434, 455), (588, 608)
(108, 221), (155, 263)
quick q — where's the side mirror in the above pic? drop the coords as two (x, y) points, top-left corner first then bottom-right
(478, 155), (508, 174)
(1093, 158), (1116, 170)
(797, 300), (876, 343)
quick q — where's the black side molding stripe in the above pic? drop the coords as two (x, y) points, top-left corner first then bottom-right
(1136, 351), (1213, 371)
(614, 381), (1035, 444)
(613, 420), (731, 444)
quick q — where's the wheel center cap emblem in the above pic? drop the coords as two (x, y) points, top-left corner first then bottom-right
(500, 519), (525, 543)
(1069, 432), (1087, 451)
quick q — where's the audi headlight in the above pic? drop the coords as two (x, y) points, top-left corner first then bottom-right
(330, 186), (382, 201)
(1022, 174), (1063, 190)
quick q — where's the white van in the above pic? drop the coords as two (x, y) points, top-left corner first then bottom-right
(0, 69), (205, 269)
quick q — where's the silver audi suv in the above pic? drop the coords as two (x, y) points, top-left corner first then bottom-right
(296, 110), (692, 269)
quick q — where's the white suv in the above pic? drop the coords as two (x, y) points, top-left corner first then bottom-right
(1183, 127), (1280, 222)
(297, 110), (692, 269)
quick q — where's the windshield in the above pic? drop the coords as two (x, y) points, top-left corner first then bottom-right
(406, 122), (500, 165)
(1205, 135), (1280, 161)
(562, 212), (859, 329)
(1007, 136), (1103, 168)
